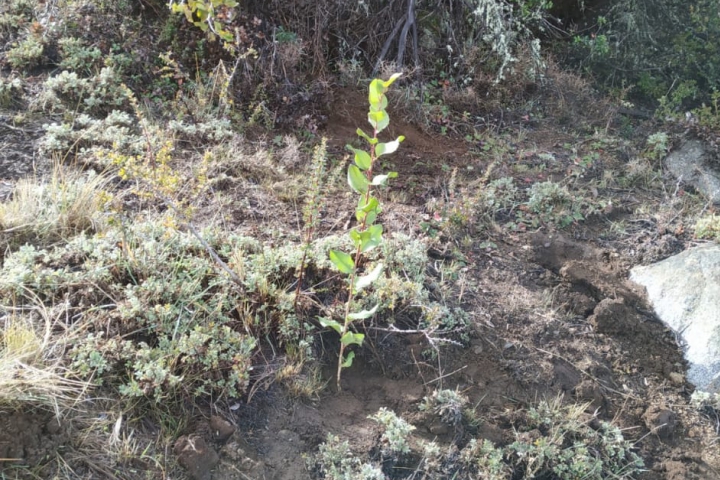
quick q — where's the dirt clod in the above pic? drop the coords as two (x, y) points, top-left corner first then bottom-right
(573, 379), (607, 410)
(643, 405), (679, 443)
(0, 411), (67, 468)
(589, 298), (637, 335)
(174, 434), (220, 480)
(209, 416), (235, 443)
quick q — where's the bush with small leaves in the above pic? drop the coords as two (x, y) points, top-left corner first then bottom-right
(507, 398), (644, 479)
(6, 35), (44, 70)
(419, 388), (468, 427)
(695, 215), (720, 241)
(0, 0), (34, 42)
(0, 220), (258, 401)
(40, 110), (143, 156)
(369, 407), (415, 457)
(459, 438), (510, 479)
(314, 434), (385, 480)
(58, 37), (103, 74)
(645, 132), (670, 160)
(524, 180), (604, 228)
(42, 67), (127, 116)
(0, 76), (23, 108)
(482, 177), (519, 214)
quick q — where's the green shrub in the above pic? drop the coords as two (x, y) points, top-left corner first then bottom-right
(569, 0), (720, 107)
(0, 213), (460, 401)
(0, 221), (257, 400)
(313, 397), (644, 479)
(507, 399), (644, 479)
(40, 110), (143, 156)
(369, 408), (415, 457)
(314, 434), (385, 480)
(6, 35), (44, 70)
(0, 0), (34, 41)
(0, 76), (23, 108)
(58, 37), (103, 74)
(695, 215), (720, 241)
(419, 388), (468, 426)
(42, 67), (127, 115)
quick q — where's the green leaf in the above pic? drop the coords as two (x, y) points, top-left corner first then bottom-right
(357, 224), (383, 252)
(354, 263), (383, 293)
(329, 250), (354, 274)
(368, 79), (385, 105)
(376, 136), (405, 156)
(356, 128), (373, 143)
(341, 332), (365, 346)
(371, 175), (390, 186)
(358, 196), (380, 213)
(357, 196), (381, 224)
(349, 228), (363, 249)
(318, 317), (343, 334)
(341, 351), (355, 368)
(348, 304), (379, 320)
(347, 146), (372, 170)
(369, 95), (388, 112)
(347, 164), (369, 194)
(368, 110), (390, 132)
(383, 73), (402, 88)
(368, 224), (382, 238)
(369, 172), (397, 186)
(356, 209), (367, 224)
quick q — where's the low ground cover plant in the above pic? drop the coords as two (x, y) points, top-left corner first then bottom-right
(0, 192), (462, 404)
(313, 395), (644, 479)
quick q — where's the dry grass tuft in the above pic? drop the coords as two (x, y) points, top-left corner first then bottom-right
(0, 291), (91, 414)
(0, 164), (110, 246)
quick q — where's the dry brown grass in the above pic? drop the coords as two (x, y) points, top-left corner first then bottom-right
(0, 290), (91, 415)
(0, 164), (110, 245)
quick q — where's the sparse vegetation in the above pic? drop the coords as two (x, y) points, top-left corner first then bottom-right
(1, 0), (719, 478)
(313, 396), (644, 479)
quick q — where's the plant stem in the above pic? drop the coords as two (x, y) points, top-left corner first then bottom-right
(336, 126), (380, 391)
(336, 241), (363, 390)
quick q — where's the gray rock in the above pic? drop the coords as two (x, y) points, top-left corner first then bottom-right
(665, 140), (720, 204)
(630, 245), (720, 392)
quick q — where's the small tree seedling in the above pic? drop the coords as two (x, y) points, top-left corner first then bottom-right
(322, 73), (404, 390)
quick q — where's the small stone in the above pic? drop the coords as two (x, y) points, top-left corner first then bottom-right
(428, 421), (450, 436)
(668, 372), (684, 385)
(209, 415), (235, 443)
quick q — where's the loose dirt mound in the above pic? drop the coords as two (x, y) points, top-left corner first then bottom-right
(0, 410), (67, 470)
